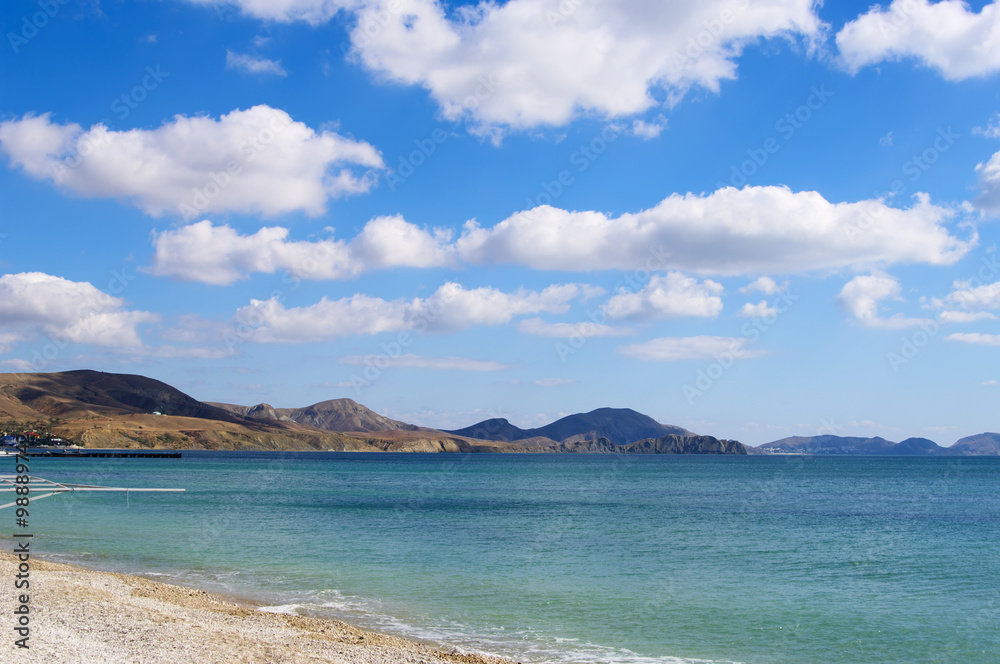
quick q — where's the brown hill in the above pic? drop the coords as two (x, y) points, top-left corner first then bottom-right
(0, 370), (744, 455)
(0, 371), (525, 453)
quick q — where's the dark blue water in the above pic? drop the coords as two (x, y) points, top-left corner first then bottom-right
(8, 453), (1000, 664)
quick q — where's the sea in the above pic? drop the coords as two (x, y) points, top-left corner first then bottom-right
(7, 452), (999, 664)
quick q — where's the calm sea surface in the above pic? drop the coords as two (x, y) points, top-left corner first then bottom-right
(9, 452), (1000, 664)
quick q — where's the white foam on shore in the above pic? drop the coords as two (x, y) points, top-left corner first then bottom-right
(273, 591), (744, 664)
(259, 604), (303, 615)
(34, 552), (742, 664)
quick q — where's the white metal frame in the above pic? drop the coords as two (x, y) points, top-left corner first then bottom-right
(0, 475), (184, 509)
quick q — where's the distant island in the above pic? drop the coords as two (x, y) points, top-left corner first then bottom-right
(0, 370), (996, 455)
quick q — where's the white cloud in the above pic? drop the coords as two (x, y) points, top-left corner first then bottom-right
(974, 113), (1000, 138)
(154, 187), (974, 285)
(947, 332), (1000, 346)
(236, 281), (590, 342)
(0, 272), (157, 350)
(632, 116), (667, 140)
(186, 0), (355, 24)
(739, 276), (781, 295)
(534, 378), (575, 387)
(938, 279), (1000, 310)
(938, 310), (997, 324)
(0, 105), (384, 217)
(618, 335), (766, 361)
(517, 317), (633, 338)
(455, 186), (973, 275)
(150, 217), (454, 285)
(984, 379), (998, 385)
(974, 150), (1000, 215)
(836, 0), (1000, 80)
(344, 0), (822, 130)
(226, 50), (288, 76)
(339, 354), (512, 371)
(740, 300), (777, 317)
(604, 272), (723, 320)
(837, 273), (930, 329)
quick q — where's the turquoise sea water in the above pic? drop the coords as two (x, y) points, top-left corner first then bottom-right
(8, 452), (1000, 664)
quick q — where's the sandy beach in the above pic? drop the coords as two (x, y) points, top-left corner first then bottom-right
(0, 551), (517, 664)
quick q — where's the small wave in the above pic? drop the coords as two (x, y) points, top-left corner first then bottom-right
(259, 604), (303, 615)
(265, 591), (743, 664)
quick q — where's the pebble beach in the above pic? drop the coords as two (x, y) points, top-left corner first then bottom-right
(0, 552), (516, 664)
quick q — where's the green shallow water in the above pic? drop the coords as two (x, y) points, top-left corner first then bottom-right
(8, 452), (1000, 664)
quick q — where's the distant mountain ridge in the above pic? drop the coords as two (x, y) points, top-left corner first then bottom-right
(444, 407), (693, 446)
(2, 370), (994, 455)
(755, 433), (1000, 456)
(0, 371), (739, 454)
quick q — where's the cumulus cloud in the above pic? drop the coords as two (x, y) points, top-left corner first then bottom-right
(235, 281), (590, 342)
(739, 276), (781, 294)
(0, 272), (157, 350)
(344, 0), (823, 130)
(226, 50), (288, 76)
(339, 354), (512, 371)
(974, 113), (1000, 139)
(975, 151), (1000, 215)
(740, 301), (777, 317)
(153, 186), (973, 284)
(456, 186), (973, 275)
(837, 0), (1000, 79)
(0, 105), (384, 217)
(947, 332), (1000, 346)
(617, 335), (766, 361)
(603, 272), (723, 320)
(837, 273), (930, 328)
(936, 278), (1000, 310)
(632, 117), (666, 140)
(516, 317), (634, 338)
(150, 217), (454, 285)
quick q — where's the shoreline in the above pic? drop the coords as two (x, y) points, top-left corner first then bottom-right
(0, 551), (519, 664)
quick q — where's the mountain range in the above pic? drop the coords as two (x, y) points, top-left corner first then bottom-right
(0, 370), (741, 454)
(1, 370), (995, 455)
(444, 408), (692, 446)
(753, 433), (1000, 456)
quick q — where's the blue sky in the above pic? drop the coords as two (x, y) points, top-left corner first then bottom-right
(1, 0), (999, 445)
